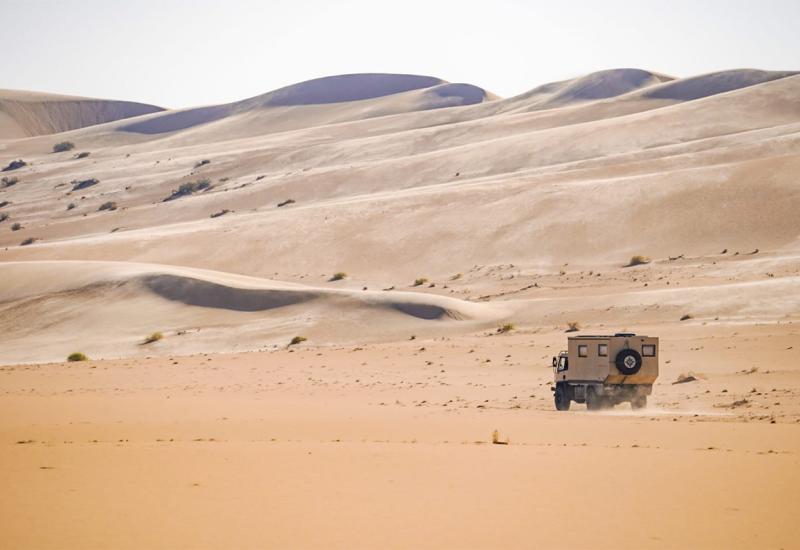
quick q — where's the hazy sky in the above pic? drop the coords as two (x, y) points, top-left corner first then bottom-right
(2, 0), (798, 108)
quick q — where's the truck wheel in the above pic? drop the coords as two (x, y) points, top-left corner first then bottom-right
(586, 386), (604, 411)
(615, 349), (643, 375)
(554, 384), (571, 411)
(631, 395), (647, 410)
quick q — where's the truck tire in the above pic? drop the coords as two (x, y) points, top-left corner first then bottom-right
(631, 395), (647, 410)
(586, 386), (605, 411)
(554, 384), (571, 411)
(615, 348), (643, 375)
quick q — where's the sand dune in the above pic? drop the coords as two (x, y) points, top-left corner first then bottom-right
(118, 73), (494, 135)
(0, 261), (506, 363)
(0, 89), (164, 139)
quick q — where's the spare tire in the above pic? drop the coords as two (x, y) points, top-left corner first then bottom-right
(615, 348), (642, 375)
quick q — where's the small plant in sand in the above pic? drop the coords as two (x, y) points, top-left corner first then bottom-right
(143, 332), (164, 344)
(491, 429), (509, 445)
(53, 141), (75, 153)
(210, 209), (230, 218)
(277, 198), (295, 207)
(11, 222), (22, 231)
(450, 273), (462, 281)
(67, 202), (76, 210)
(163, 179), (211, 201)
(20, 237), (38, 246)
(98, 201), (117, 211)
(2, 176), (19, 188)
(680, 314), (693, 321)
(497, 323), (515, 334)
(194, 159), (211, 168)
(0, 213), (8, 223)
(413, 278), (428, 287)
(626, 255), (651, 267)
(565, 321), (580, 332)
(329, 272), (347, 281)
(71, 178), (99, 191)
(2, 159), (27, 172)
(289, 336), (307, 346)
(67, 352), (88, 362)
(75, 152), (91, 159)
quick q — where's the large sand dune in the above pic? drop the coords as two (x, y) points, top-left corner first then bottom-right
(0, 261), (505, 363)
(0, 89), (164, 139)
(117, 73), (495, 135)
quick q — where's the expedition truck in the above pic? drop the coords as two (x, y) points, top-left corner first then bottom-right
(552, 333), (658, 411)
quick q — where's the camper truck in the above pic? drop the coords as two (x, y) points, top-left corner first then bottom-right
(552, 333), (658, 411)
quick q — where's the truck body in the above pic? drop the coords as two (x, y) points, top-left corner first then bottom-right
(552, 333), (659, 410)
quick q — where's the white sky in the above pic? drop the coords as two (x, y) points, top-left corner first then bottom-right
(2, 0), (798, 108)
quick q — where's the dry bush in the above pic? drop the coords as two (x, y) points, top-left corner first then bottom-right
(626, 255), (651, 267)
(53, 141), (75, 153)
(565, 321), (580, 332)
(163, 179), (211, 201)
(289, 336), (307, 346)
(67, 352), (88, 362)
(71, 178), (99, 191)
(143, 332), (163, 344)
(11, 222), (22, 231)
(680, 314), (693, 321)
(98, 201), (117, 211)
(329, 272), (347, 281)
(497, 323), (515, 334)
(2, 159), (27, 172)
(413, 278), (428, 287)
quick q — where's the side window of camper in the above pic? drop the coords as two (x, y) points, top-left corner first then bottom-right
(558, 356), (568, 371)
(642, 344), (656, 357)
(598, 344), (608, 357)
(578, 344), (588, 357)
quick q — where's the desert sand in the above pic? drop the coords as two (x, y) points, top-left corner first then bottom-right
(1, 69), (799, 549)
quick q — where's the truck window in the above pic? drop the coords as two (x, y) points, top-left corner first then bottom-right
(642, 344), (656, 357)
(558, 356), (568, 371)
(598, 344), (607, 357)
(578, 344), (588, 357)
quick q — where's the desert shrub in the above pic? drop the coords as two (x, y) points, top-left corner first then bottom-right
(497, 323), (515, 334)
(277, 198), (295, 207)
(289, 336), (307, 346)
(20, 237), (37, 245)
(163, 179), (211, 201)
(194, 159), (211, 168)
(143, 332), (163, 344)
(491, 430), (508, 445)
(329, 272), (347, 281)
(71, 178), (99, 191)
(2, 160), (27, 172)
(626, 255), (651, 267)
(75, 152), (91, 159)
(413, 278), (428, 287)
(1, 176), (18, 187)
(680, 314), (693, 321)
(98, 201), (117, 211)
(0, 200), (9, 208)
(210, 209), (230, 218)
(0, 213), (7, 223)
(11, 222), (22, 231)
(566, 321), (580, 332)
(53, 141), (75, 153)
(67, 202), (76, 210)
(450, 273), (462, 281)
(67, 352), (88, 362)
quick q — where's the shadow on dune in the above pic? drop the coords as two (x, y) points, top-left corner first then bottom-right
(141, 274), (317, 311)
